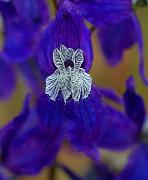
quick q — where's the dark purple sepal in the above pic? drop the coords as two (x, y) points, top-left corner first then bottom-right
(0, 55), (16, 99)
(124, 76), (146, 130)
(69, 0), (132, 27)
(98, 14), (137, 66)
(38, 6), (93, 74)
(13, 0), (50, 30)
(117, 144), (148, 180)
(98, 106), (139, 150)
(66, 87), (108, 160)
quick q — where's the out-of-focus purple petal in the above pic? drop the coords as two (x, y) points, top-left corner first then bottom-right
(13, 0), (49, 29)
(124, 76), (146, 130)
(98, 106), (139, 150)
(3, 18), (38, 62)
(0, 1), (39, 62)
(118, 144), (148, 180)
(0, 95), (30, 149)
(98, 14), (136, 66)
(96, 86), (123, 104)
(18, 59), (44, 96)
(0, 95), (60, 175)
(38, 7), (93, 74)
(130, 13), (148, 86)
(66, 87), (108, 160)
(69, 0), (132, 27)
(0, 55), (16, 99)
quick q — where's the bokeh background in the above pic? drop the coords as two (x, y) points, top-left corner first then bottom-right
(0, 2), (148, 180)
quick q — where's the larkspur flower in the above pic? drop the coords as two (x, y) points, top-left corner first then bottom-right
(37, 5), (141, 161)
(0, 95), (60, 178)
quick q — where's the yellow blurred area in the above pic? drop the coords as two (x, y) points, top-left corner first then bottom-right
(0, 5), (148, 180)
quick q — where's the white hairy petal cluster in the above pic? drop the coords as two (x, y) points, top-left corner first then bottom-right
(45, 45), (92, 102)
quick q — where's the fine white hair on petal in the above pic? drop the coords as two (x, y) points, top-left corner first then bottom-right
(45, 45), (92, 102)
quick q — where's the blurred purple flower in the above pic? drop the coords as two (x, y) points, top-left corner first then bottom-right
(0, 0), (49, 62)
(0, 95), (60, 177)
(98, 76), (145, 150)
(0, 0), (49, 98)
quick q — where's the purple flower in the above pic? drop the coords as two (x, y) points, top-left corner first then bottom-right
(0, 95), (59, 177)
(37, 6), (141, 161)
(0, 0), (49, 61)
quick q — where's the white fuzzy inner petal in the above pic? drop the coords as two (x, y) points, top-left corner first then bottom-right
(45, 45), (92, 102)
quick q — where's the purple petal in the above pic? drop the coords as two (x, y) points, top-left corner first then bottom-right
(124, 76), (146, 130)
(0, 1), (39, 62)
(130, 13), (148, 86)
(0, 55), (16, 99)
(18, 59), (44, 96)
(98, 106), (139, 150)
(38, 6), (93, 74)
(69, 0), (132, 27)
(66, 87), (108, 160)
(96, 86), (123, 104)
(0, 95), (60, 175)
(118, 144), (148, 180)
(13, 0), (50, 29)
(0, 95), (30, 148)
(98, 14), (137, 66)
(3, 18), (38, 62)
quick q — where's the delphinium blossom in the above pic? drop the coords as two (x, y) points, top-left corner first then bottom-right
(60, 0), (148, 86)
(0, 0), (147, 179)
(0, 0), (49, 99)
(37, 3), (142, 161)
(0, 95), (60, 179)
